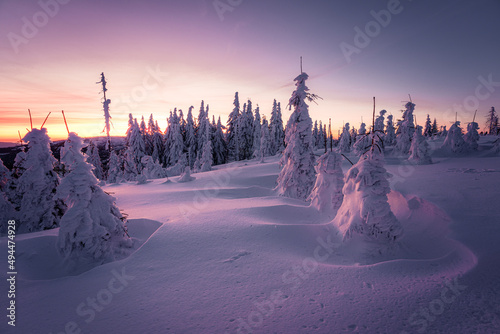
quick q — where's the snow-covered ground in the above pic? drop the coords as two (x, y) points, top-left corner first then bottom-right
(1, 137), (500, 333)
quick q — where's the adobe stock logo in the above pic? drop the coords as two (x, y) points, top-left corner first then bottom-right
(340, 0), (412, 64)
(213, 0), (243, 22)
(7, 0), (72, 54)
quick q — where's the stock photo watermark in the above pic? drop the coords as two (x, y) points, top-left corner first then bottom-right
(113, 66), (169, 114)
(213, 0), (244, 22)
(400, 277), (467, 333)
(7, 0), (72, 54)
(48, 267), (135, 334)
(340, 0), (412, 64)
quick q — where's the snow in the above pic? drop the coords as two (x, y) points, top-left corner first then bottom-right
(1, 137), (500, 333)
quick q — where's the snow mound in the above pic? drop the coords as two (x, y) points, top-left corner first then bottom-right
(8, 219), (162, 280)
(324, 191), (477, 268)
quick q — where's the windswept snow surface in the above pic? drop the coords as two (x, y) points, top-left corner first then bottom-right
(2, 138), (500, 333)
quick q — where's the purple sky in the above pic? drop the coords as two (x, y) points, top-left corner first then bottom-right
(1, 0), (499, 141)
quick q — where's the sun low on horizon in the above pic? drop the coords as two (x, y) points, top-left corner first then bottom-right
(1, 0), (499, 143)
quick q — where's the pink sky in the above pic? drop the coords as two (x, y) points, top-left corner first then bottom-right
(1, 0), (499, 142)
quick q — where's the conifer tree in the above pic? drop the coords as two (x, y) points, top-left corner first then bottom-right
(431, 118), (439, 136)
(200, 118), (213, 172)
(486, 106), (498, 135)
(317, 121), (325, 150)
(338, 123), (351, 154)
(270, 99), (285, 154)
(276, 71), (317, 200)
(408, 125), (432, 165)
(395, 102), (416, 155)
(441, 121), (468, 154)
(333, 133), (403, 245)
(252, 106), (261, 158)
(107, 150), (123, 184)
(57, 133), (132, 266)
(213, 117), (228, 165)
(464, 121), (480, 151)
(17, 128), (65, 232)
(423, 114), (432, 137)
(226, 92), (240, 161)
(259, 118), (272, 162)
(313, 121), (319, 149)
(385, 115), (396, 146)
(164, 109), (184, 167)
(374, 110), (386, 133)
(86, 141), (104, 181)
(185, 106), (197, 168)
(308, 151), (344, 216)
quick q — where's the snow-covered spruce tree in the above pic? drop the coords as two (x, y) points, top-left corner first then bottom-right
(57, 133), (132, 266)
(238, 100), (254, 160)
(0, 191), (17, 234)
(128, 118), (146, 171)
(178, 166), (195, 183)
(353, 128), (371, 157)
(270, 99), (285, 155)
(252, 106), (261, 158)
(394, 102), (415, 155)
(358, 122), (367, 136)
(440, 125), (448, 137)
(259, 118), (272, 162)
(350, 127), (358, 150)
(0, 158), (9, 191)
(107, 150), (123, 184)
(423, 114), (432, 137)
(185, 106), (197, 168)
(5, 148), (26, 209)
(486, 106), (498, 135)
(317, 121), (325, 150)
(385, 115), (396, 146)
(308, 151), (344, 216)
(338, 123), (351, 154)
(408, 125), (432, 165)
(0, 159), (16, 234)
(166, 153), (188, 177)
(125, 113), (134, 146)
(196, 101), (208, 155)
(276, 72), (317, 200)
(141, 155), (167, 179)
(151, 127), (164, 165)
(213, 116), (228, 165)
(313, 121), (319, 149)
(86, 141), (104, 181)
(332, 134), (403, 245)
(17, 128), (65, 233)
(226, 92), (240, 161)
(431, 118), (439, 136)
(200, 117), (213, 172)
(441, 121), (468, 154)
(122, 147), (138, 181)
(146, 114), (157, 156)
(374, 110), (386, 133)
(165, 109), (184, 167)
(464, 121), (480, 151)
